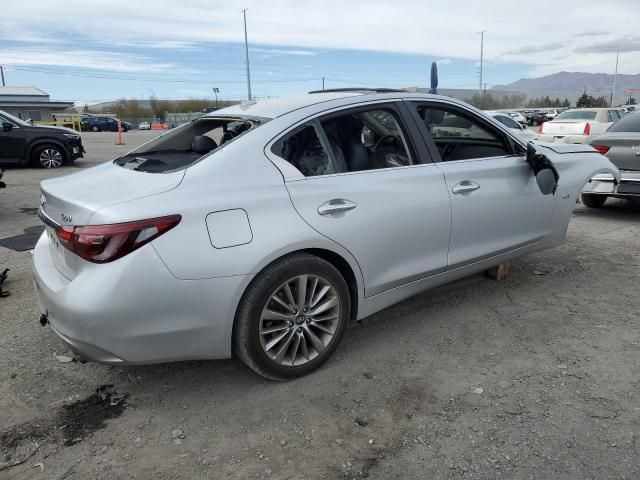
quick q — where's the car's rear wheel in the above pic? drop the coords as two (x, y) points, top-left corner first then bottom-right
(234, 253), (350, 380)
(32, 144), (66, 169)
(581, 194), (607, 208)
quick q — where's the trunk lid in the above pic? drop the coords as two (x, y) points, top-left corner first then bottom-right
(540, 120), (589, 136)
(591, 132), (640, 171)
(39, 161), (184, 279)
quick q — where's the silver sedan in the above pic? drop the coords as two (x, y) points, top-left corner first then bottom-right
(33, 90), (619, 379)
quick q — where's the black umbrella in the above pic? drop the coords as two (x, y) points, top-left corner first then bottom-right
(429, 61), (438, 94)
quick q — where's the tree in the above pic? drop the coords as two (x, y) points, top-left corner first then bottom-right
(561, 98), (571, 108)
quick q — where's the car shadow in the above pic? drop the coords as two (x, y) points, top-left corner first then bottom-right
(574, 198), (640, 220)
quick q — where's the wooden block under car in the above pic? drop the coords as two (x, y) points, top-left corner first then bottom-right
(485, 262), (511, 281)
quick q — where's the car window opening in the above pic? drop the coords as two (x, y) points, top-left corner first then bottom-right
(414, 104), (511, 161)
(115, 116), (267, 173)
(271, 107), (413, 177)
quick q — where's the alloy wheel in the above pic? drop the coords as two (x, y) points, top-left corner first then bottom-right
(259, 274), (341, 367)
(39, 148), (63, 168)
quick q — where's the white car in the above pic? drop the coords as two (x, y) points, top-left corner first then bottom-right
(538, 108), (624, 144)
(508, 111), (527, 125)
(33, 90), (619, 379)
(138, 121), (151, 130)
(487, 112), (538, 140)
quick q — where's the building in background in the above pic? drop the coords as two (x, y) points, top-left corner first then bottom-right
(0, 87), (73, 122)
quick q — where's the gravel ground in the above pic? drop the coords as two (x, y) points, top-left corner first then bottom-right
(1, 131), (639, 479)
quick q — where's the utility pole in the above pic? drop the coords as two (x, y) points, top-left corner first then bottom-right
(322, 77), (325, 90)
(212, 87), (219, 108)
(610, 51), (619, 107)
(242, 9), (252, 101)
(478, 31), (486, 94)
(0, 65), (5, 87)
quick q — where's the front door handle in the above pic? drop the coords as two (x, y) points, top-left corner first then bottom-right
(452, 181), (480, 195)
(318, 199), (357, 216)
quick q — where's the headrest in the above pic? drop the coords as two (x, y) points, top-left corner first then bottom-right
(191, 135), (218, 155)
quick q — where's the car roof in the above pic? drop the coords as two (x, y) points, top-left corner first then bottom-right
(208, 92), (364, 119)
(205, 91), (475, 120)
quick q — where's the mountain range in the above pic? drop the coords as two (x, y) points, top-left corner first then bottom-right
(492, 71), (640, 105)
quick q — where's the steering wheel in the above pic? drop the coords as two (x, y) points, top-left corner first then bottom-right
(373, 134), (397, 151)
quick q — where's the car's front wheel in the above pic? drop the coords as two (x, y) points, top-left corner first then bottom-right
(581, 194), (607, 208)
(234, 253), (350, 380)
(31, 144), (66, 168)
(91, 125), (100, 132)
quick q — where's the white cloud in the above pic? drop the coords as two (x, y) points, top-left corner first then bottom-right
(251, 48), (317, 56)
(436, 58), (452, 65)
(1, 0), (639, 76)
(0, 48), (191, 73)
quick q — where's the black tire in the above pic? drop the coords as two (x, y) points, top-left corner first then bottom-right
(532, 120), (539, 126)
(31, 144), (67, 169)
(91, 125), (100, 132)
(581, 194), (607, 208)
(233, 253), (350, 380)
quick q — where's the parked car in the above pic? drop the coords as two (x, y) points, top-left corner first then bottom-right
(81, 116), (131, 132)
(138, 121), (151, 130)
(582, 111), (640, 207)
(0, 109), (85, 168)
(507, 111), (527, 125)
(487, 112), (538, 139)
(537, 108), (623, 144)
(33, 90), (619, 379)
(542, 109), (559, 120)
(527, 111), (549, 127)
(0, 166), (5, 188)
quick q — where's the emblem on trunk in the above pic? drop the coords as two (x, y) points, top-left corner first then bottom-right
(40, 194), (46, 209)
(632, 145), (640, 157)
(61, 213), (72, 223)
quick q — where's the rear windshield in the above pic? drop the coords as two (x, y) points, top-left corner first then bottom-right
(115, 115), (270, 173)
(555, 110), (597, 120)
(608, 112), (640, 132)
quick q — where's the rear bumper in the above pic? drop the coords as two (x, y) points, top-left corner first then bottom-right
(537, 134), (589, 144)
(32, 232), (251, 364)
(582, 170), (640, 197)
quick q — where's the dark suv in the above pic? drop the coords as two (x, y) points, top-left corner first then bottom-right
(0, 109), (85, 168)
(82, 116), (131, 132)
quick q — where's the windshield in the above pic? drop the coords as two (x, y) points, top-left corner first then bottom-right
(115, 115), (270, 173)
(0, 109), (30, 126)
(607, 112), (640, 132)
(556, 110), (597, 120)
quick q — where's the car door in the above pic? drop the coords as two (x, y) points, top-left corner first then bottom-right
(0, 114), (26, 162)
(272, 102), (451, 297)
(407, 101), (556, 267)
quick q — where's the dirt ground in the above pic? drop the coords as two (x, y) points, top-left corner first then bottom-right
(1, 131), (639, 479)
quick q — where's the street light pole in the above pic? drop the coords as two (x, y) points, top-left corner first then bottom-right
(242, 8), (252, 101)
(212, 87), (219, 109)
(0, 65), (5, 87)
(478, 31), (486, 95)
(610, 51), (619, 107)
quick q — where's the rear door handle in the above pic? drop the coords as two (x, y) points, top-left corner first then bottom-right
(452, 181), (480, 195)
(318, 199), (357, 216)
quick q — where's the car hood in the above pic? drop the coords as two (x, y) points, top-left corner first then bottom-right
(34, 125), (79, 135)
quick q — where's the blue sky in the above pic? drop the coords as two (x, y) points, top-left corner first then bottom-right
(1, 0), (638, 105)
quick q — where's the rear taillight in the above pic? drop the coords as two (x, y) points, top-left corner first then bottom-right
(537, 124), (544, 134)
(55, 215), (181, 263)
(592, 144), (610, 155)
(583, 122), (591, 135)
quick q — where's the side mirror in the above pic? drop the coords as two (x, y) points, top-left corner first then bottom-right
(526, 143), (559, 195)
(2, 122), (13, 132)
